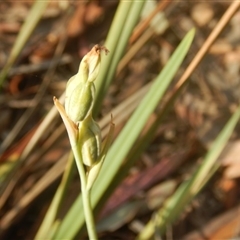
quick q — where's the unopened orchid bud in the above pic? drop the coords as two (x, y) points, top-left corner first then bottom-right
(65, 78), (95, 123)
(77, 115), (101, 167)
(65, 45), (109, 123)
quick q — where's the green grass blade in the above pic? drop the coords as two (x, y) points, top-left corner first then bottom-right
(0, 0), (49, 87)
(94, 0), (145, 115)
(137, 105), (240, 240)
(93, 1), (132, 105)
(34, 153), (75, 239)
(53, 29), (195, 240)
(93, 28), (195, 208)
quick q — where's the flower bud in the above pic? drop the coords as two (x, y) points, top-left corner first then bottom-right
(65, 45), (109, 123)
(77, 116), (101, 167)
(65, 79), (95, 123)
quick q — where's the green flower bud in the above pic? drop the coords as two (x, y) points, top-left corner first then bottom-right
(77, 115), (101, 167)
(65, 78), (95, 123)
(65, 45), (109, 123)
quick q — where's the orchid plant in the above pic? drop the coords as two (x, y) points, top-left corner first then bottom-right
(53, 45), (114, 240)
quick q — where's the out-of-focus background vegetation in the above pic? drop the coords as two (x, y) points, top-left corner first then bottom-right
(1, 1), (240, 239)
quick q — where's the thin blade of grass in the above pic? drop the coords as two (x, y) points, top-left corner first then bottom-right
(94, 0), (146, 115)
(34, 153), (75, 240)
(137, 105), (240, 240)
(0, 0), (49, 87)
(93, 0), (133, 110)
(53, 29), (195, 240)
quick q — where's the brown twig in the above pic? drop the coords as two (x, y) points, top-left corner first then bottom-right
(174, 1), (240, 92)
(129, 0), (171, 44)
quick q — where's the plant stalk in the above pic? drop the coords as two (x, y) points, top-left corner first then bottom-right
(71, 144), (98, 240)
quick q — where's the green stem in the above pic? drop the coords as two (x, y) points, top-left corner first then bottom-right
(72, 144), (98, 240)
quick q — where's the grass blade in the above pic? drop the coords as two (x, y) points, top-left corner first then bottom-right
(137, 105), (240, 239)
(94, 0), (145, 115)
(0, 0), (49, 87)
